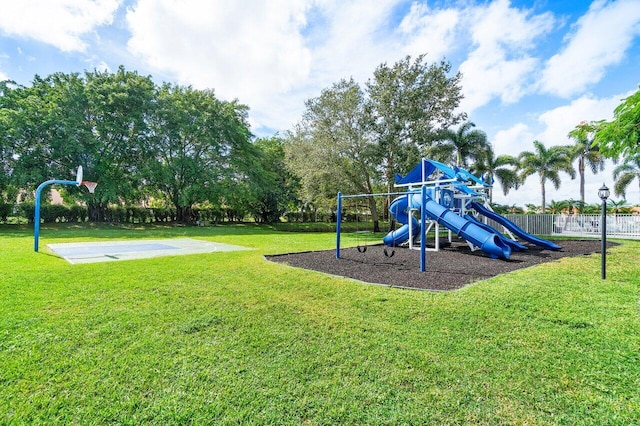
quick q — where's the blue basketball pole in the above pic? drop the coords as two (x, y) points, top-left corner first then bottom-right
(34, 179), (79, 252)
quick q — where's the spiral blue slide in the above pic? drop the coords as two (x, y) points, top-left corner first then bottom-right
(383, 192), (511, 259)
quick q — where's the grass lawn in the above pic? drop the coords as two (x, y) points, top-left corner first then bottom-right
(1, 223), (639, 424)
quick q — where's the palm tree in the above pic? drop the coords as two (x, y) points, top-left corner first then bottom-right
(470, 144), (519, 204)
(607, 198), (630, 214)
(547, 199), (569, 214)
(568, 121), (606, 210)
(508, 204), (524, 213)
(566, 199), (585, 214)
(613, 155), (640, 204)
(490, 203), (510, 214)
(583, 203), (601, 214)
(525, 203), (540, 214)
(424, 121), (490, 167)
(518, 140), (576, 213)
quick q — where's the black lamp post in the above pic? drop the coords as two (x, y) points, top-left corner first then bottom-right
(598, 184), (610, 279)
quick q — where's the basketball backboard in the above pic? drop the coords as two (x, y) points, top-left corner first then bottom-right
(75, 165), (83, 185)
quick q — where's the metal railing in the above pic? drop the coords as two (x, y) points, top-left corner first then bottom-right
(484, 213), (640, 240)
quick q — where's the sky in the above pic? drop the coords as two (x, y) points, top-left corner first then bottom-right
(1, 0), (639, 208)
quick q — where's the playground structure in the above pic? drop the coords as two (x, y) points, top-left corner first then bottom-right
(336, 158), (561, 271)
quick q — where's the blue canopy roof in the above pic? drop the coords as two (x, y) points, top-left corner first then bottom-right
(395, 159), (488, 195)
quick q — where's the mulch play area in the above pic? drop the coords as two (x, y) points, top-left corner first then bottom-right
(266, 239), (614, 291)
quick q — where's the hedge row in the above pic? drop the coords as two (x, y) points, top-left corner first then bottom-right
(0, 203), (233, 224)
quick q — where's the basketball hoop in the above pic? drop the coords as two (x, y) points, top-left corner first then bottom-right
(81, 181), (97, 194)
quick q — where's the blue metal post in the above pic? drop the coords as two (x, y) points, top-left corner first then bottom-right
(336, 192), (342, 259)
(420, 185), (427, 272)
(34, 179), (79, 252)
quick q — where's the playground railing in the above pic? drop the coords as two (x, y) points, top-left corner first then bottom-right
(484, 213), (640, 240)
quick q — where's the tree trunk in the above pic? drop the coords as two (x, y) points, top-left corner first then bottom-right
(367, 195), (380, 233)
(541, 181), (546, 214)
(88, 202), (106, 222)
(176, 205), (194, 224)
(579, 155), (585, 207)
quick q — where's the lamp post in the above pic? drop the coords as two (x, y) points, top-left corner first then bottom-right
(598, 184), (610, 279)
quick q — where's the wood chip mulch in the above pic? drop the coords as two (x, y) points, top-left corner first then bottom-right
(265, 239), (615, 291)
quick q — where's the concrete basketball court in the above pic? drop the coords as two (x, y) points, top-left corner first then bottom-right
(47, 238), (249, 264)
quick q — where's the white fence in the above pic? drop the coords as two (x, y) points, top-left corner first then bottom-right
(484, 214), (640, 240)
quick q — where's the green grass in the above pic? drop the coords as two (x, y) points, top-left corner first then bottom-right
(1, 223), (639, 424)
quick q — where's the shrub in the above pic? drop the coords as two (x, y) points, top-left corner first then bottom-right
(0, 203), (12, 222)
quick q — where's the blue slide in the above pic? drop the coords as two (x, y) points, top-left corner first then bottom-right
(382, 195), (420, 247)
(463, 214), (528, 252)
(469, 201), (561, 251)
(384, 193), (511, 259)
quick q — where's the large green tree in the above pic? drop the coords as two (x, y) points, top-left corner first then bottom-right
(0, 80), (20, 200)
(249, 136), (299, 223)
(84, 66), (156, 220)
(146, 83), (255, 223)
(518, 141), (576, 213)
(568, 121), (606, 210)
(0, 74), (94, 205)
(594, 86), (640, 158)
(1, 68), (261, 223)
(366, 55), (465, 192)
(285, 78), (381, 229)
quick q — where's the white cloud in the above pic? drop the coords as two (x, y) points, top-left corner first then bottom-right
(126, 1), (312, 117)
(398, 3), (460, 60)
(88, 60), (111, 73)
(0, 0), (121, 52)
(540, 0), (640, 97)
(126, 0), (415, 132)
(307, 0), (401, 82)
(458, 0), (555, 113)
(493, 122), (534, 157)
(535, 93), (621, 145)
(0, 70), (8, 81)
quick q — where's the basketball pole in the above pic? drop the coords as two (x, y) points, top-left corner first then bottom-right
(34, 166), (96, 252)
(34, 179), (80, 252)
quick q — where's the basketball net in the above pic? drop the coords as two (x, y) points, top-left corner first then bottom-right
(81, 181), (98, 194)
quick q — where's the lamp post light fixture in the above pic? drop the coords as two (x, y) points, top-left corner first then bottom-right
(598, 183), (610, 279)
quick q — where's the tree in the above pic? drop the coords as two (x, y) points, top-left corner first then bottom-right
(469, 143), (519, 204)
(546, 199), (569, 214)
(612, 154), (640, 204)
(84, 66), (156, 220)
(0, 80), (19, 200)
(524, 203), (540, 214)
(0, 74), (95, 207)
(3, 76), (58, 191)
(425, 121), (489, 168)
(518, 141), (576, 213)
(366, 55), (465, 193)
(607, 198), (630, 214)
(285, 78), (381, 230)
(594, 86), (640, 157)
(565, 199), (585, 214)
(568, 121), (606, 210)
(249, 136), (299, 223)
(146, 83), (255, 223)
